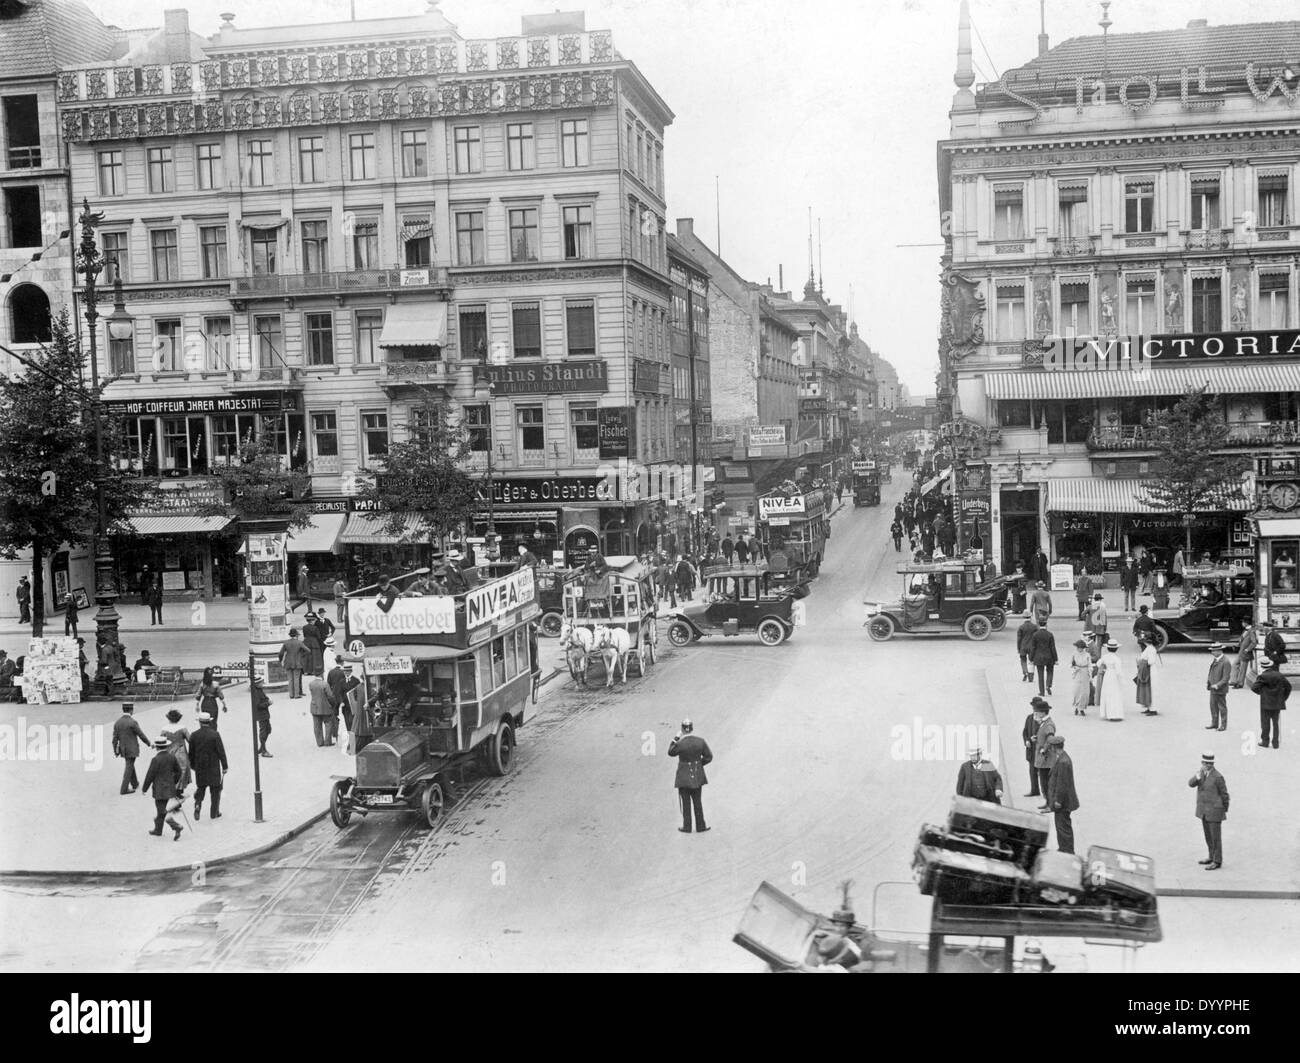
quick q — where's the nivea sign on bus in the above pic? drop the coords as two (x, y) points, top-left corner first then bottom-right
(466, 569), (536, 630)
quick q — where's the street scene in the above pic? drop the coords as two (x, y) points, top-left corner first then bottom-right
(2, 0), (1300, 991)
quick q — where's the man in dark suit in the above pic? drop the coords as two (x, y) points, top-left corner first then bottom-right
(112, 703), (149, 795)
(1119, 556), (1139, 612)
(1016, 615), (1037, 683)
(189, 713), (229, 820)
(141, 737), (184, 840)
(326, 655), (352, 732)
(251, 675), (273, 757)
(1073, 567), (1091, 621)
(1189, 752), (1229, 869)
(955, 747), (1003, 804)
(1206, 643), (1232, 731)
(1131, 605), (1157, 645)
(1046, 735), (1079, 854)
(1262, 620), (1288, 666)
(668, 718), (713, 833)
(1250, 655), (1290, 749)
(15, 575), (31, 624)
(1021, 698), (1045, 798)
(278, 628), (310, 698)
(1029, 619), (1058, 696)
(1033, 702), (1058, 810)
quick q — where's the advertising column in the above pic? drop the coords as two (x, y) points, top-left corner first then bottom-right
(242, 517), (291, 822)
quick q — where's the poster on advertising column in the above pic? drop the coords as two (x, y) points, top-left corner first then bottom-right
(246, 530), (289, 654)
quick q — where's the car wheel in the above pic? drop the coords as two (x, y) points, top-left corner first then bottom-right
(867, 615), (895, 642)
(1152, 624), (1170, 651)
(539, 611), (564, 638)
(964, 613), (992, 641)
(329, 781), (352, 829)
(757, 618), (785, 646)
(484, 721), (515, 777)
(988, 607), (1007, 631)
(668, 620), (693, 647)
(420, 778), (445, 829)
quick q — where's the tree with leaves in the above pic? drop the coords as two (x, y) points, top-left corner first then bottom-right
(0, 310), (154, 636)
(353, 391), (478, 556)
(1136, 388), (1252, 558)
(192, 420), (314, 533)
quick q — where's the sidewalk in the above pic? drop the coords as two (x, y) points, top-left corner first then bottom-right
(0, 640), (572, 876)
(0, 599), (258, 637)
(984, 636), (1299, 899)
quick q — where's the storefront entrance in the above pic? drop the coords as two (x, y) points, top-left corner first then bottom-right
(1000, 488), (1040, 574)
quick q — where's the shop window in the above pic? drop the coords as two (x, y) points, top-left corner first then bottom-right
(160, 416), (207, 474)
(997, 400), (1031, 428)
(1262, 392), (1297, 422)
(1271, 541), (1299, 593)
(4, 186), (40, 247)
(8, 283), (50, 343)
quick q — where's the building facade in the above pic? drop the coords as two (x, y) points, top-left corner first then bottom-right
(938, 10), (1300, 578)
(0, 0), (118, 619)
(54, 4), (675, 595)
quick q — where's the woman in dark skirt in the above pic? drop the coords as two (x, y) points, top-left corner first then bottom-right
(194, 666), (227, 728)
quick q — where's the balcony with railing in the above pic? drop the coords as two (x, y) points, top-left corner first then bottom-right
(231, 267), (450, 299)
(1050, 235), (1097, 257)
(1183, 228), (1233, 251)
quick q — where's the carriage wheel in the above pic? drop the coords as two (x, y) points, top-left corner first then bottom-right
(645, 624), (657, 666)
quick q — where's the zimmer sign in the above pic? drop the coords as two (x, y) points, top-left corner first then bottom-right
(466, 569), (535, 630)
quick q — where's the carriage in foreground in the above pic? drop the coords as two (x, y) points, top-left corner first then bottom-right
(559, 555), (659, 686)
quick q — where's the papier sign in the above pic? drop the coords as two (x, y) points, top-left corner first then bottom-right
(348, 596), (456, 636)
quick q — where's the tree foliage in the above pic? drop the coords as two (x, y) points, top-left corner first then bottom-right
(193, 420), (314, 530)
(0, 310), (154, 634)
(1136, 388), (1252, 552)
(353, 392), (478, 550)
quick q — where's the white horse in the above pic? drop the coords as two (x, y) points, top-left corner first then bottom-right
(591, 624), (633, 686)
(559, 622), (596, 687)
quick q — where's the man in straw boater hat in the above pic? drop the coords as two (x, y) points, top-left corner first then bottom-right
(1189, 752), (1229, 870)
(1250, 655), (1290, 750)
(1205, 643), (1232, 732)
(955, 745), (1003, 805)
(142, 737), (185, 841)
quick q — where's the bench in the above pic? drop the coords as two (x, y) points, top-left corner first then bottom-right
(118, 668), (241, 703)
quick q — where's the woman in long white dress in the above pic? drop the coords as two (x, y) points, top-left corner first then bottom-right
(1097, 641), (1126, 721)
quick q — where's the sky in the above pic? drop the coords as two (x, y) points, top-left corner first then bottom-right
(83, 0), (1300, 396)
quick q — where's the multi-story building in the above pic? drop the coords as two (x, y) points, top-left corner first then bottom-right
(671, 218), (800, 534)
(55, 4), (674, 595)
(938, 9), (1300, 578)
(0, 0), (118, 619)
(665, 231), (713, 551)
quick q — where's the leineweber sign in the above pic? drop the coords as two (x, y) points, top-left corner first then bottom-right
(347, 597), (457, 636)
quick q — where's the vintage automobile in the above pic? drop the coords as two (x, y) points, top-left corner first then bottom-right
(665, 566), (806, 647)
(863, 560), (1007, 642)
(1149, 564), (1254, 650)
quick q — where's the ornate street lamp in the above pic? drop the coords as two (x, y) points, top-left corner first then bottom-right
(75, 199), (127, 689)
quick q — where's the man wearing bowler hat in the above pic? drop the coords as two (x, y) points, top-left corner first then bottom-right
(1206, 643), (1232, 731)
(1189, 752), (1229, 870)
(1021, 697), (1047, 798)
(1262, 619), (1288, 667)
(668, 719), (712, 834)
(1032, 700), (1057, 810)
(1046, 735), (1079, 853)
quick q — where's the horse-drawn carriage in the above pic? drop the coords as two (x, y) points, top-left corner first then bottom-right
(559, 556), (660, 687)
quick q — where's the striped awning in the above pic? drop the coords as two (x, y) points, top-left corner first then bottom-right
(122, 515), (234, 535)
(338, 512), (428, 546)
(984, 364), (1300, 400)
(1047, 477), (1253, 514)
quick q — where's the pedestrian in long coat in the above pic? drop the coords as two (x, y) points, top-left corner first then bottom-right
(112, 703), (149, 795)
(1029, 581), (1053, 623)
(278, 629), (310, 698)
(955, 748), (1003, 804)
(141, 738), (184, 839)
(1206, 643), (1231, 731)
(1016, 616), (1037, 683)
(1189, 753), (1228, 869)
(1074, 567), (1091, 621)
(720, 536), (734, 564)
(188, 715), (228, 820)
(1250, 656), (1290, 749)
(1134, 637), (1153, 711)
(1262, 621), (1288, 666)
(302, 613), (325, 675)
(309, 675), (336, 746)
(1232, 622), (1259, 688)
(675, 556), (697, 601)
(1029, 619), (1058, 696)
(1032, 702), (1057, 804)
(1089, 594), (1108, 643)
(1069, 639), (1093, 717)
(668, 718), (713, 834)
(252, 676), (273, 757)
(1046, 735), (1079, 854)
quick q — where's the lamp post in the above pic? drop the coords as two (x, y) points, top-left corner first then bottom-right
(74, 199), (127, 689)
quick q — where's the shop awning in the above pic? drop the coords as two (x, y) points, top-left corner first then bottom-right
(287, 512), (347, 554)
(338, 512), (428, 546)
(122, 515), (234, 535)
(921, 470), (951, 496)
(984, 364), (1300, 400)
(377, 303), (447, 350)
(1046, 477), (1253, 514)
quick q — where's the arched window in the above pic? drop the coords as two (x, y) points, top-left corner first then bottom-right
(9, 283), (51, 344)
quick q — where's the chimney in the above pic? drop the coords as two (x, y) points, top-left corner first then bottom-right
(676, 218), (694, 240)
(164, 9), (190, 63)
(1037, 0), (1048, 56)
(1187, 19), (1208, 29)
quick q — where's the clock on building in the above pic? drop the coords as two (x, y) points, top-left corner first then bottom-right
(1268, 482), (1300, 511)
